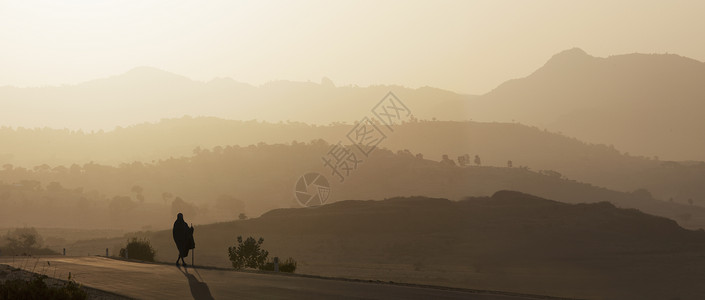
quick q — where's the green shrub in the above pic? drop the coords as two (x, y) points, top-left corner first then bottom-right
(260, 257), (297, 273)
(0, 274), (87, 300)
(228, 236), (268, 270)
(119, 237), (156, 262)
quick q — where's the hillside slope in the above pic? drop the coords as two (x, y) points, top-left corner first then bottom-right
(2, 139), (704, 231)
(1, 118), (703, 205)
(0, 68), (472, 130)
(473, 48), (705, 161)
(2, 140), (705, 231)
(77, 191), (705, 300)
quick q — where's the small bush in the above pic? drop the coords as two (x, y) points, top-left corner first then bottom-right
(119, 238), (156, 262)
(260, 257), (297, 273)
(0, 274), (87, 300)
(228, 236), (268, 270)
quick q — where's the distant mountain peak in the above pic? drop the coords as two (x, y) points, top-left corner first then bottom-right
(531, 48), (596, 76)
(555, 47), (589, 57)
(545, 48), (592, 65)
(113, 66), (194, 84)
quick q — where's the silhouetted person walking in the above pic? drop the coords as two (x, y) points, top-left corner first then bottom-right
(173, 213), (192, 266)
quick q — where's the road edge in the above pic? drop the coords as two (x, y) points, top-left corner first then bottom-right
(103, 255), (583, 300)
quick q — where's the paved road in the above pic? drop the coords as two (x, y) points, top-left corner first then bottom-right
(0, 256), (556, 300)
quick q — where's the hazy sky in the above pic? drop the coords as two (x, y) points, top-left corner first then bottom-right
(1, 0), (704, 94)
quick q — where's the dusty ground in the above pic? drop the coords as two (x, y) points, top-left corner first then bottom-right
(1, 256), (566, 300)
(0, 261), (131, 300)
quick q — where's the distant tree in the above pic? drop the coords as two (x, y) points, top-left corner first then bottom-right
(507, 160), (513, 168)
(228, 236), (269, 270)
(474, 155), (481, 166)
(171, 197), (197, 218)
(415, 153), (423, 159)
(33, 164), (51, 173)
(238, 213), (248, 220)
(4, 227), (42, 255)
(457, 156), (467, 166)
(20, 180), (41, 191)
(119, 238), (156, 262)
(539, 170), (563, 179)
(441, 155), (456, 166)
(52, 165), (68, 174)
(457, 154), (470, 167)
(69, 164), (82, 175)
(131, 185), (144, 203)
(397, 149), (413, 156)
(46, 182), (63, 192)
(192, 146), (202, 156)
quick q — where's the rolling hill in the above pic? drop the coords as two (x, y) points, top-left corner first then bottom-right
(1, 140), (704, 232)
(68, 191), (705, 300)
(1, 117), (703, 207)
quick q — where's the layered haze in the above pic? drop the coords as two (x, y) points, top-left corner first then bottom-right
(2, 2), (705, 299)
(2, 48), (704, 161)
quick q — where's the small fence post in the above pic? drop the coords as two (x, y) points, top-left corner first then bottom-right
(106, 248), (109, 257)
(274, 257), (279, 272)
(126, 248), (128, 259)
(63, 248), (66, 256)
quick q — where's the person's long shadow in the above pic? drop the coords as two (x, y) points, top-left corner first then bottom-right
(178, 265), (215, 300)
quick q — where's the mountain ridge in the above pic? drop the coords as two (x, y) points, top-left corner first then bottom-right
(1, 49), (704, 160)
(474, 48), (705, 161)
